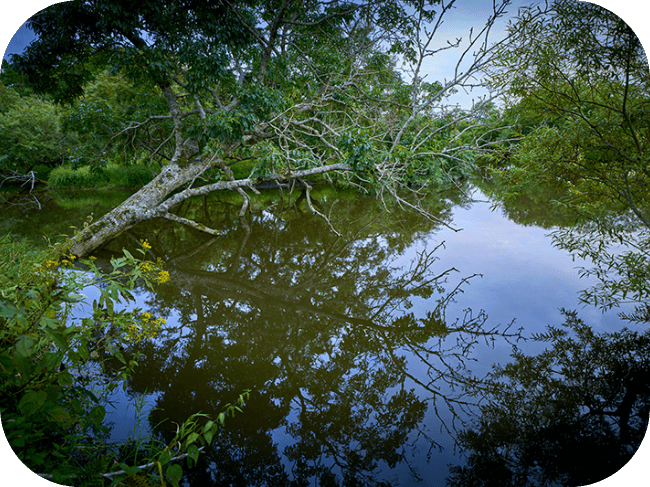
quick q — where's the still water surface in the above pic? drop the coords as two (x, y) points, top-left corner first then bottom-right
(2, 184), (643, 486)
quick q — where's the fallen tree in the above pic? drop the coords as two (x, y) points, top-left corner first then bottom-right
(11, 0), (527, 256)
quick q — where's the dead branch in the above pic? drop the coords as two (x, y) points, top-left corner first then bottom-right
(299, 178), (342, 237)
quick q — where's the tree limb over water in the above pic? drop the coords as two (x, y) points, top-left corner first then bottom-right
(490, 0), (650, 230)
(10, 0), (525, 256)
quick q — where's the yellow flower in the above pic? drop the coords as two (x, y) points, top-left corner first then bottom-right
(125, 312), (165, 342)
(156, 271), (170, 284)
(139, 262), (155, 273)
(141, 240), (152, 250)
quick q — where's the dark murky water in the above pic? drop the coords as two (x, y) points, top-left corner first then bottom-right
(2, 184), (646, 486)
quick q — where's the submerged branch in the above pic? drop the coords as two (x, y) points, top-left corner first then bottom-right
(160, 211), (225, 236)
(300, 178), (341, 237)
(157, 162), (351, 213)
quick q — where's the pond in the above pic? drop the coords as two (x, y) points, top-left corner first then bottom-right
(2, 183), (647, 486)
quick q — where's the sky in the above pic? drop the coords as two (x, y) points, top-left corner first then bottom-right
(3, 24), (36, 61)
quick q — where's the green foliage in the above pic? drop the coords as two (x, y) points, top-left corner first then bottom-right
(337, 129), (378, 172)
(62, 70), (170, 168)
(0, 83), (69, 179)
(0, 235), (247, 484)
(11, 0), (255, 104)
(0, 235), (148, 481)
(489, 0), (650, 228)
(0, 71), (166, 185)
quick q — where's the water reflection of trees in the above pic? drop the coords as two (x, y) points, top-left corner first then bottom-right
(475, 180), (579, 229)
(448, 309), (650, 487)
(552, 214), (649, 320)
(115, 189), (519, 486)
(452, 183), (650, 486)
(0, 189), (133, 247)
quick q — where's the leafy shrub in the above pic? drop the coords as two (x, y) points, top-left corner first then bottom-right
(111, 164), (156, 188)
(0, 83), (69, 178)
(48, 165), (97, 188)
(0, 235), (246, 485)
(32, 164), (54, 182)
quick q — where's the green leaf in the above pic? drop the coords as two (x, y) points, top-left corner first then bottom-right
(203, 430), (214, 445)
(78, 342), (89, 361)
(88, 405), (106, 426)
(0, 353), (14, 374)
(71, 398), (83, 414)
(0, 301), (22, 319)
(10, 435), (25, 448)
(45, 329), (69, 350)
(186, 432), (199, 445)
(47, 405), (70, 424)
(203, 420), (215, 433)
(39, 351), (60, 371)
(118, 463), (142, 476)
(15, 335), (36, 357)
(68, 350), (80, 365)
(111, 257), (126, 270)
(166, 464), (183, 487)
(58, 294), (82, 304)
(57, 370), (74, 388)
(187, 444), (200, 467)
(39, 315), (59, 329)
(158, 449), (173, 466)
(11, 351), (32, 378)
(18, 389), (47, 415)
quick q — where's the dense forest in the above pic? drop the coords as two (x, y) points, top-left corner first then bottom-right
(1, 1), (649, 486)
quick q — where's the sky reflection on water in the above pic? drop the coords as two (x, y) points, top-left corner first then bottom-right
(2, 185), (645, 486)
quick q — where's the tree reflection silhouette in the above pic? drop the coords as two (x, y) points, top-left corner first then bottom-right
(113, 189), (518, 486)
(447, 309), (650, 487)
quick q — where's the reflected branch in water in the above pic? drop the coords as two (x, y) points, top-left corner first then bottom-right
(448, 309), (650, 487)
(112, 190), (524, 485)
(381, 304), (521, 439)
(552, 220), (650, 313)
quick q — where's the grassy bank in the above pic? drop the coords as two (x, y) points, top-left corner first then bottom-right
(48, 164), (157, 189)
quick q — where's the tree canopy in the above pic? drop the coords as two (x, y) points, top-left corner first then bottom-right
(490, 0), (650, 228)
(8, 0), (514, 256)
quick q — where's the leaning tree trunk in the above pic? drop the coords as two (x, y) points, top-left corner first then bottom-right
(65, 153), (352, 257)
(66, 156), (213, 257)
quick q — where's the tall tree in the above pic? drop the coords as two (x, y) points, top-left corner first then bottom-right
(490, 0), (650, 228)
(11, 0), (515, 256)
